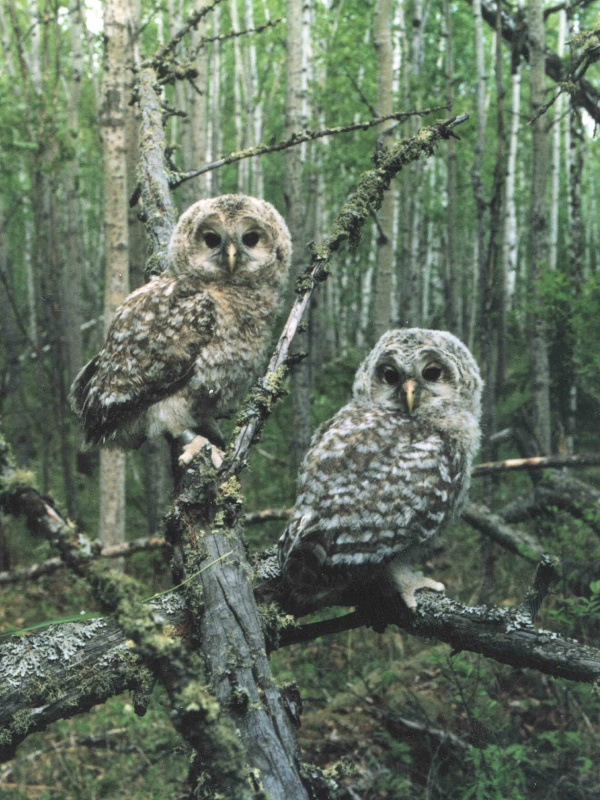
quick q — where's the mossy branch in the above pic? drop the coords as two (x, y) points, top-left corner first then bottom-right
(172, 105), (451, 188)
(224, 113), (469, 473)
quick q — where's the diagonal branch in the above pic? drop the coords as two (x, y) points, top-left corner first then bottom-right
(224, 113), (469, 473)
(142, 0), (226, 69)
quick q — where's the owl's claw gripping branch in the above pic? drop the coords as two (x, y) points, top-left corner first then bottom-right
(178, 434), (224, 468)
(387, 564), (446, 611)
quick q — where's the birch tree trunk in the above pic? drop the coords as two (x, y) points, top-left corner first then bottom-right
(503, 34), (521, 311)
(528, 0), (551, 454)
(209, 7), (221, 197)
(229, 0), (247, 192)
(443, 0), (461, 336)
(373, 0), (395, 341)
(180, 18), (209, 207)
(99, 0), (131, 550)
(285, 0), (311, 473)
(244, 0), (263, 196)
(404, 0), (424, 327)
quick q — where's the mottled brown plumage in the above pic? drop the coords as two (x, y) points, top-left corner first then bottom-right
(70, 195), (291, 452)
(278, 329), (483, 612)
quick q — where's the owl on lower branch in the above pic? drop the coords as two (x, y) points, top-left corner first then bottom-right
(278, 329), (482, 615)
(70, 195), (291, 465)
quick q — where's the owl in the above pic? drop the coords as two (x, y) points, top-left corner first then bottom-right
(278, 329), (482, 613)
(70, 195), (291, 464)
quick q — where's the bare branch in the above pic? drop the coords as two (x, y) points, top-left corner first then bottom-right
(171, 105), (451, 187)
(0, 536), (167, 586)
(142, 0), (226, 68)
(190, 17), (282, 54)
(472, 454), (600, 477)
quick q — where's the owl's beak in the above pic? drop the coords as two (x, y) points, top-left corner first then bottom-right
(402, 379), (417, 414)
(227, 242), (237, 271)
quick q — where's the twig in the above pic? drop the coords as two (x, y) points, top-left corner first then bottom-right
(171, 105), (451, 187)
(142, 0), (226, 68)
(472, 454), (600, 476)
(189, 17), (282, 56)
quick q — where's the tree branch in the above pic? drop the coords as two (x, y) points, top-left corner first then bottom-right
(467, 0), (600, 122)
(171, 105), (451, 188)
(472, 454), (600, 476)
(224, 113), (470, 474)
(142, 0), (226, 69)
(276, 588), (600, 684)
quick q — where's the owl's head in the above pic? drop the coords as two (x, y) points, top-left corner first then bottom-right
(169, 194), (291, 289)
(353, 329), (483, 430)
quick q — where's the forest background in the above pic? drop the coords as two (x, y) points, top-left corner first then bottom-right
(0, 0), (600, 795)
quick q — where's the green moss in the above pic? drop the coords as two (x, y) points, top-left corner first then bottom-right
(259, 602), (297, 651)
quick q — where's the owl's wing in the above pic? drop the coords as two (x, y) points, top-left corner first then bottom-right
(70, 276), (216, 444)
(279, 405), (465, 590)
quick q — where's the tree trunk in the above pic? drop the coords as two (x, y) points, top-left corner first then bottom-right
(229, 0), (247, 193)
(244, 0), (263, 196)
(99, 0), (131, 551)
(285, 0), (311, 474)
(180, 19), (209, 208)
(548, 9), (566, 273)
(503, 35), (521, 311)
(528, 0), (551, 455)
(373, 0), (395, 342)
(208, 7), (221, 197)
(443, 0), (461, 337)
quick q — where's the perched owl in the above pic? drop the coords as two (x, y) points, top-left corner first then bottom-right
(70, 195), (291, 464)
(278, 329), (482, 613)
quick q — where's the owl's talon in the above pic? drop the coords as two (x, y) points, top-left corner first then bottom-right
(178, 435), (224, 468)
(388, 564), (445, 611)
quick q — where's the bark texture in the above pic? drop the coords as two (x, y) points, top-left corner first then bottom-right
(373, 0), (395, 342)
(528, 0), (551, 455)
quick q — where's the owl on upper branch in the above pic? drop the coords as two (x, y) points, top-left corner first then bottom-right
(278, 329), (482, 614)
(70, 194), (291, 465)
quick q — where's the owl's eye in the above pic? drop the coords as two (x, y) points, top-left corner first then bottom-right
(381, 366), (400, 386)
(203, 232), (222, 249)
(242, 231), (260, 248)
(422, 364), (443, 382)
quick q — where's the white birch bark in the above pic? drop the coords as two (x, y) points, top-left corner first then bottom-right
(243, 0), (263, 196)
(208, 6), (221, 197)
(373, 0), (395, 339)
(99, 0), (132, 550)
(504, 61), (521, 310)
(229, 0), (247, 192)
